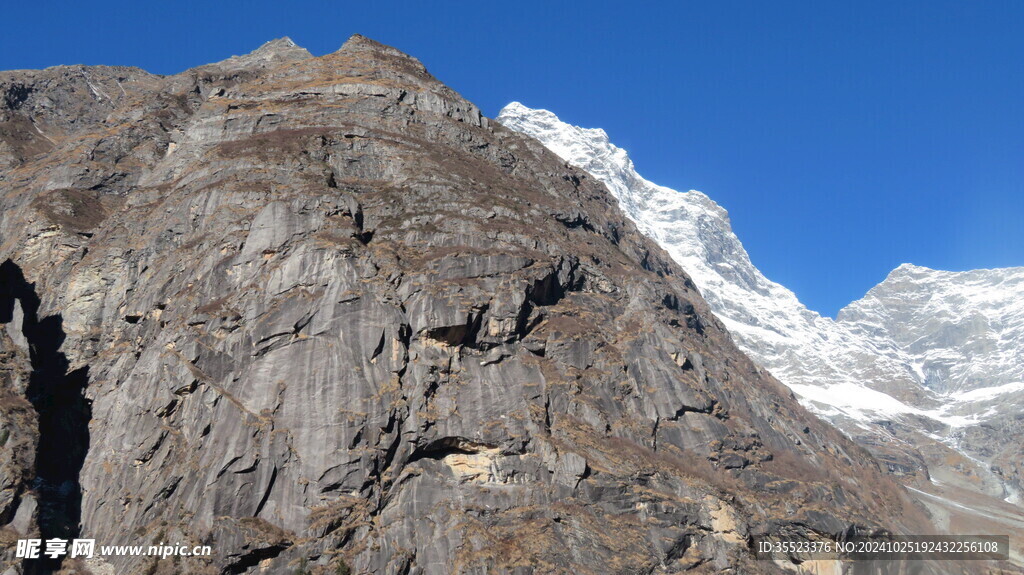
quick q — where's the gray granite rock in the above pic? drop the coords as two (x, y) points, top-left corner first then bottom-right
(0, 36), (944, 574)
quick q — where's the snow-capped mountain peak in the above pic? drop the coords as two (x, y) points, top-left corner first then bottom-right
(839, 264), (1024, 396)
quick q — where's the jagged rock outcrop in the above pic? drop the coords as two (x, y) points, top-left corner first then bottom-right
(0, 36), (944, 574)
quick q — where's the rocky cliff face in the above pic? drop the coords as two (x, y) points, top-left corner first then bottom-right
(0, 37), (941, 574)
(498, 102), (1024, 568)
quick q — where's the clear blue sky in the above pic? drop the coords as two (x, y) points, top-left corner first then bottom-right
(3, 1), (1022, 316)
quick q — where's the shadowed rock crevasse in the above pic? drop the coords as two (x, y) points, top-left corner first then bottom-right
(1, 260), (91, 575)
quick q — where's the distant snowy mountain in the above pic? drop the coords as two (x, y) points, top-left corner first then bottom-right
(840, 263), (1024, 397)
(497, 102), (1024, 512)
(840, 264), (1024, 506)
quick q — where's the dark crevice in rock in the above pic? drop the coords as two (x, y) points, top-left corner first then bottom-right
(339, 195), (373, 245)
(669, 399), (717, 421)
(221, 542), (289, 575)
(371, 411), (405, 512)
(515, 262), (579, 340)
(254, 465), (277, 518)
(422, 370), (440, 400)
(432, 321), (471, 350)
(465, 307), (487, 346)
(637, 248), (671, 277)
(157, 476), (181, 500)
(293, 311), (316, 335)
(379, 416), (402, 473)
(423, 306), (487, 349)
(529, 268), (568, 307)
(407, 437), (498, 464)
(514, 304), (539, 343)
(421, 262), (581, 352)
(141, 475), (183, 516)
(543, 396), (552, 434)
(369, 330), (386, 362)
(396, 323), (411, 362)
(215, 456), (244, 480)
(664, 533), (692, 563)
(135, 430), (167, 463)
(1, 260), (91, 575)
(233, 460), (259, 475)
(347, 426), (365, 450)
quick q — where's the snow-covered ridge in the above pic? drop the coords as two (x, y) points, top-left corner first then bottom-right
(497, 102), (1024, 431)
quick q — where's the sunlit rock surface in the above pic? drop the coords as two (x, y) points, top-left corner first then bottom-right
(0, 37), (951, 574)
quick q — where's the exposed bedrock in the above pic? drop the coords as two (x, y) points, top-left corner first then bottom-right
(0, 36), (950, 574)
